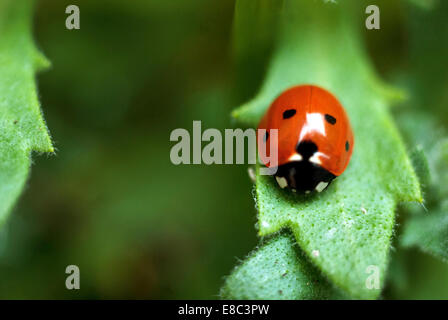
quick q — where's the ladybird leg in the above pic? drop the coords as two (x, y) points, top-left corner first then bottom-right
(315, 181), (329, 192)
(309, 153), (321, 165)
(275, 176), (288, 189)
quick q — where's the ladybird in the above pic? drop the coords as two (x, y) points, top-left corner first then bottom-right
(257, 85), (354, 193)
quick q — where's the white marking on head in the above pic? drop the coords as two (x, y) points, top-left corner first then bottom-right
(309, 154), (321, 165)
(361, 207), (367, 214)
(312, 250), (320, 258)
(288, 153), (303, 162)
(315, 181), (329, 192)
(309, 152), (329, 165)
(275, 176), (288, 189)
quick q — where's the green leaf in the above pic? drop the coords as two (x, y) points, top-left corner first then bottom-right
(407, 0), (438, 10)
(232, 0), (283, 105)
(401, 206), (448, 263)
(396, 111), (448, 202)
(232, 0), (282, 62)
(409, 146), (431, 193)
(233, 1), (421, 299)
(0, 0), (53, 226)
(220, 232), (345, 300)
(385, 248), (448, 299)
(396, 111), (448, 262)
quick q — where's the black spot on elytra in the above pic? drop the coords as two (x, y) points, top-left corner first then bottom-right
(325, 114), (336, 125)
(283, 109), (296, 119)
(346, 141), (350, 151)
(264, 131), (269, 142)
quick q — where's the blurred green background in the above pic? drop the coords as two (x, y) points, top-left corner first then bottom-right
(0, 0), (447, 299)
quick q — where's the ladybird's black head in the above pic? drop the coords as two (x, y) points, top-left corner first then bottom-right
(296, 141), (318, 160)
(274, 161), (336, 193)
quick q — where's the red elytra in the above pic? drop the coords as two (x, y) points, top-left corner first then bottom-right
(257, 85), (354, 192)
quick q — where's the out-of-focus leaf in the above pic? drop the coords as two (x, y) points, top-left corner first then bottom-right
(232, 0), (421, 299)
(232, 0), (283, 105)
(396, 110), (448, 263)
(0, 0), (53, 227)
(406, 0), (448, 125)
(408, 0), (438, 10)
(232, 0), (282, 61)
(396, 111), (448, 202)
(220, 232), (344, 300)
(409, 146), (431, 192)
(401, 206), (448, 263)
(385, 248), (448, 299)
